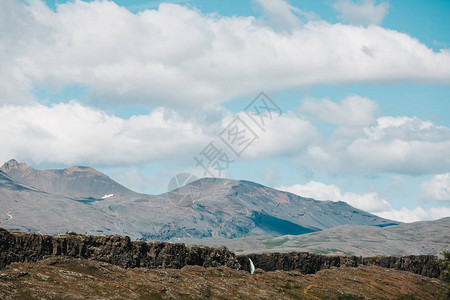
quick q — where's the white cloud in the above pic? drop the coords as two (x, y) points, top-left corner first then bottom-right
(333, 0), (389, 25)
(262, 164), (279, 187)
(0, 101), (319, 168)
(375, 206), (450, 223)
(346, 117), (450, 174)
(255, 0), (300, 30)
(24, 96), (441, 178)
(254, 0), (318, 30)
(279, 181), (450, 222)
(103, 166), (168, 194)
(239, 111), (319, 159)
(0, 1), (449, 107)
(278, 181), (391, 212)
(302, 115), (450, 175)
(0, 101), (209, 166)
(301, 95), (378, 126)
(420, 173), (450, 202)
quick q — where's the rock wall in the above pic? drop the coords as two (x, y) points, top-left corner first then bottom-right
(237, 252), (363, 274)
(365, 255), (442, 278)
(0, 228), (442, 278)
(0, 228), (240, 270)
(237, 252), (442, 278)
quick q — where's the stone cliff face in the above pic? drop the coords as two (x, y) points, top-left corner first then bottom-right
(365, 255), (442, 278)
(0, 228), (442, 278)
(0, 229), (240, 270)
(238, 252), (364, 274)
(238, 252), (442, 278)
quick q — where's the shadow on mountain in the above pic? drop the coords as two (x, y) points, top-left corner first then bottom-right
(252, 211), (319, 235)
(373, 223), (400, 228)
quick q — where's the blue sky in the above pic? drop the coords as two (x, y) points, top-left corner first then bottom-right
(2, 0), (450, 222)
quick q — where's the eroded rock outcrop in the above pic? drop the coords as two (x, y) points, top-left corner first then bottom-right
(0, 228), (443, 278)
(238, 252), (364, 274)
(0, 228), (240, 270)
(237, 252), (442, 278)
(365, 255), (442, 278)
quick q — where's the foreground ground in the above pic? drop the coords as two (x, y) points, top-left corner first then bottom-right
(0, 257), (447, 299)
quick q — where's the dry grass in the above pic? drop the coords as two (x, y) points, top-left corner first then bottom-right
(0, 257), (447, 299)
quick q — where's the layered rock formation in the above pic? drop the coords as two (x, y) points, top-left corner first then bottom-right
(238, 252), (363, 274)
(238, 252), (442, 278)
(0, 228), (443, 279)
(0, 228), (239, 270)
(365, 255), (442, 278)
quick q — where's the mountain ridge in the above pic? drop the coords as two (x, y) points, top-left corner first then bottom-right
(0, 159), (399, 242)
(1, 159), (138, 199)
(178, 217), (449, 257)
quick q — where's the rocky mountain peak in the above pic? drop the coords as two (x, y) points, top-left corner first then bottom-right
(0, 159), (30, 172)
(0, 159), (136, 199)
(0, 159), (399, 240)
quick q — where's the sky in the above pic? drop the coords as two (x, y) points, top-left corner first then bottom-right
(1, 0), (449, 222)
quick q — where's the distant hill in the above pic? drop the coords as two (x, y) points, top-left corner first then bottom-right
(187, 217), (450, 256)
(0, 159), (399, 241)
(0, 170), (139, 237)
(92, 177), (399, 240)
(1, 159), (137, 198)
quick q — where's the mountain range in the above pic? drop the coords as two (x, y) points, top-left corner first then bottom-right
(0, 159), (398, 243)
(180, 217), (450, 257)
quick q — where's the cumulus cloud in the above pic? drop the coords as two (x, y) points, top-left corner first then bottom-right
(0, 0), (449, 107)
(302, 115), (450, 175)
(103, 166), (168, 194)
(333, 0), (389, 25)
(345, 117), (450, 174)
(0, 101), (209, 166)
(375, 206), (450, 223)
(238, 111), (319, 159)
(279, 181), (450, 222)
(278, 181), (391, 212)
(262, 165), (279, 187)
(301, 95), (378, 126)
(254, 0), (318, 30)
(4, 97), (445, 177)
(0, 100), (319, 168)
(420, 173), (450, 202)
